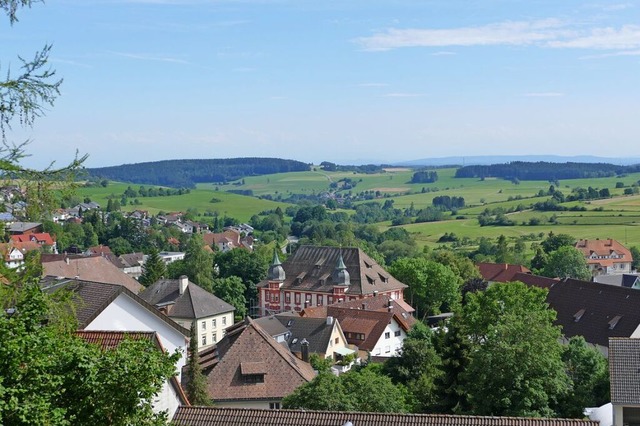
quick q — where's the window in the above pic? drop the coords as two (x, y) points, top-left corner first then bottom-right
(212, 318), (216, 328)
(394, 330), (401, 337)
(269, 402), (280, 410)
(285, 292), (291, 304)
(335, 337), (339, 344)
(243, 374), (264, 384)
(213, 333), (217, 343)
(295, 293), (301, 304)
(328, 296), (333, 304)
(317, 295), (323, 306)
(385, 346), (391, 353)
(201, 321), (206, 330)
(306, 293), (312, 301)
(384, 332), (390, 339)
(222, 316), (227, 326)
(201, 335), (207, 346)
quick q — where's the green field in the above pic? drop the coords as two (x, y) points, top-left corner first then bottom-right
(77, 182), (291, 222)
(81, 168), (640, 248)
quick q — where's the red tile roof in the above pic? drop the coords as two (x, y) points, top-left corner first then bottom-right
(172, 407), (599, 426)
(575, 238), (633, 268)
(11, 232), (55, 246)
(477, 263), (531, 283)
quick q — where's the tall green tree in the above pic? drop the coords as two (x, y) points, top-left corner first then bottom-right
(389, 257), (461, 317)
(461, 282), (569, 417)
(214, 248), (268, 304)
(183, 233), (214, 290)
(434, 320), (471, 414)
(210, 276), (247, 318)
(185, 322), (211, 406)
(541, 246), (591, 281)
(139, 247), (167, 287)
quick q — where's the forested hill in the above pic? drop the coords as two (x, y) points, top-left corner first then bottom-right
(455, 161), (640, 181)
(87, 158), (310, 187)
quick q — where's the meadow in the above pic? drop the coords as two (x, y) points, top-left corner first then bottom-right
(81, 167), (640, 248)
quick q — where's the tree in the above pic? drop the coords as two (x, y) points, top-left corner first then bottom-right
(434, 320), (471, 414)
(541, 232), (576, 254)
(389, 257), (461, 318)
(630, 245), (640, 271)
(185, 322), (211, 406)
(0, 282), (178, 425)
(282, 372), (353, 411)
(461, 282), (569, 417)
(555, 336), (610, 418)
(210, 276), (247, 318)
(214, 248), (268, 305)
(541, 246), (591, 281)
(183, 233), (214, 291)
(139, 247), (167, 287)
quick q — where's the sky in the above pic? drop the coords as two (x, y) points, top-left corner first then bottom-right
(3, 0), (640, 169)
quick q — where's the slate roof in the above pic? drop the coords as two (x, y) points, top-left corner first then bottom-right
(200, 317), (316, 402)
(257, 246), (406, 296)
(609, 337), (640, 404)
(253, 315), (290, 338)
(140, 278), (235, 320)
(594, 273), (640, 288)
(477, 262), (531, 283)
(172, 407), (599, 426)
(42, 255), (144, 293)
(119, 252), (145, 268)
(7, 222), (41, 233)
(275, 315), (335, 355)
(41, 277), (189, 337)
(516, 272), (640, 348)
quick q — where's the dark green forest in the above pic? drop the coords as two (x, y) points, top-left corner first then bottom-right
(455, 161), (640, 181)
(87, 158), (311, 187)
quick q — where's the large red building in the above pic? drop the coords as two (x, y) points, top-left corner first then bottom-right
(257, 246), (407, 316)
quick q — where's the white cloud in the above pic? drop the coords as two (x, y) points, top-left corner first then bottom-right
(355, 19), (640, 53)
(580, 49), (640, 59)
(547, 25), (640, 49)
(354, 19), (566, 51)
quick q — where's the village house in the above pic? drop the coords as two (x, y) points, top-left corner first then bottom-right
(257, 246), (407, 316)
(194, 317), (316, 409)
(477, 262), (531, 283)
(609, 337), (640, 426)
(140, 276), (235, 350)
(575, 238), (634, 276)
(42, 277), (190, 382)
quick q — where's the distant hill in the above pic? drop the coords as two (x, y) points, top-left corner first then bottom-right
(396, 155), (640, 167)
(455, 161), (640, 181)
(86, 158), (310, 188)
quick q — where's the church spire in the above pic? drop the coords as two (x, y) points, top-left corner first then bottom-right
(332, 250), (350, 286)
(267, 248), (286, 281)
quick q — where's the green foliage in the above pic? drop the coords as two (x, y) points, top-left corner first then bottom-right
(555, 336), (610, 418)
(183, 233), (214, 290)
(0, 283), (178, 425)
(433, 321), (471, 414)
(389, 257), (461, 317)
(185, 322), (211, 406)
(283, 366), (409, 413)
(210, 276), (247, 318)
(541, 246), (591, 281)
(541, 232), (577, 254)
(139, 247), (167, 287)
(214, 248), (268, 305)
(461, 282), (569, 417)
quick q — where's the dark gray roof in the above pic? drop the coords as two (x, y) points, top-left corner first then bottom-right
(275, 315), (335, 355)
(172, 407), (599, 426)
(41, 277), (189, 336)
(253, 315), (290, 337)
(516, 273), (640, 348)
(140, 278), (235, 320)
(257, 246), (406, 296)
(119, 252), (144, 268)
(594, 274), (640, 288)
(609, 338), (640, 404)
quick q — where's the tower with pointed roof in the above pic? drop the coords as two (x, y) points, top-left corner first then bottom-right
(264, 249), (286, 315)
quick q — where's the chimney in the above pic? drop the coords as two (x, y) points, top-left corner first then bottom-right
(179, 275), (188, 295)
(361, 303), (366, 310)
(326, 316), (334, 326)
(373, 290), (378, 297)
(300, 338), (309, 362)
(65, 257), (70, 265)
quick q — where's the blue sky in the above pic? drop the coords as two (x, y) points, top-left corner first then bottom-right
(3, 0), (640, 168)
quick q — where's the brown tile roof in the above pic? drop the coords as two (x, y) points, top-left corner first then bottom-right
(139, 278), (235, 320)
(575, 238), (633, 268)
(202, 317), (316, 402)
(609, 337), (640, 404)
(41, 277), (189, 337)
(301, 295), (416, 350)
(516, 273), (640, 348)
(257, 245), (406, 296)
(172, 407), (599, 426)
(477, 262), (531, 283)
(42, 255), (144, 293)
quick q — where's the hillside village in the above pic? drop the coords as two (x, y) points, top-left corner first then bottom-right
(3, 180), (640, 425)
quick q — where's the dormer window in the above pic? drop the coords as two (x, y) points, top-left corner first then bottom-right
(241, 362), (266, 384)
(609, 315), (623, 330)
(573, 309), (585, 322)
